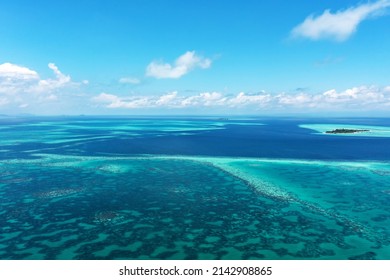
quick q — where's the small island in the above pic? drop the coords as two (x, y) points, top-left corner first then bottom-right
(325, 128), (369, 134)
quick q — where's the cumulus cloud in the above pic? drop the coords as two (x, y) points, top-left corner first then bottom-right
(32, 63), (72, 93)
(146, 51), (212, 79)
(91, 86), (390, 112)
(291, 0), (390, 41)
(0, 63), (39, 80)
(92, 93), (129, 108)
(181, 92), (226, 107)
(277, 93), (315, 106)
(92, 92), (119, 103)
(321, 86), (386, 106)
(228, 92), (272, 107)
(156, 91), (178, 106)
(0, 62), (83, 110)
(92, 93), (152, 109)
(0, 62), (74, 95)
(0, 63), (40, 95)
(275, 86), (389, 109)
(91, 91), (260, 109)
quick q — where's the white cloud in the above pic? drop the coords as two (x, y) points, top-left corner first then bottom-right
(106, 98), (150, 109)
(119, 77), (141, 84)
(273, 86), (389, 109)
(181, 92), (226, 107)
(49, 63), (70, 83)
(0, 62), (75, 95)
(92, 92), (119, 103)
(0, 63), (39, 80)
(156, 91), (178, 106)
(0, 63), (40, 95)
(228, 92), (271, 107)
(92, 92), (152, 109)
(91, 91), (272, 109)
(321, 86), (386, 106)
(0, 62), (84, 112)
(277, 93), (314, 105)
(146, 51), (212, 79)
(291, 0), (390, 41)
(32, 63), (72, 93)
(91, 86), (390, 112)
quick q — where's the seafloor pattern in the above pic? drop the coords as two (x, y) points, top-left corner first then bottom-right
(1, 154), (389, 260)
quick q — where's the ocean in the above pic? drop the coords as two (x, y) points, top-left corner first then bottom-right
(0, 116), (389, 259)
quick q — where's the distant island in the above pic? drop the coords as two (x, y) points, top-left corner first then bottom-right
(325, 128), (369, 134)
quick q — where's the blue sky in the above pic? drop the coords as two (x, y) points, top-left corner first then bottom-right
(1, 0), (390, 115)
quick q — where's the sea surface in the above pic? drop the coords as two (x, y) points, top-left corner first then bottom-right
(0, 116), (389, 260)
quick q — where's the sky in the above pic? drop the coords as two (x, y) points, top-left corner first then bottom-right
(1, 0), (390, 116)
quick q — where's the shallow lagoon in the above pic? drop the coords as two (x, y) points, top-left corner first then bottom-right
(300, 123), (390, 137)
(0, 117), (389, 259)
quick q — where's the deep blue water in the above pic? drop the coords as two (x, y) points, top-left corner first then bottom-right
(1, 116), (390, 160)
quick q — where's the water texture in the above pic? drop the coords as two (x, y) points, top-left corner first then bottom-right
(0, 117), (389, 259)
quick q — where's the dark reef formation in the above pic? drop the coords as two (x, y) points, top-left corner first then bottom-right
(325, 128), (369, 134)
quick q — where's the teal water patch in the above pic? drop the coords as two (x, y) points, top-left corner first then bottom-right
(0, 119), (263, 149)
(0, 154), (389, 259)
(300, 124), (390, 137)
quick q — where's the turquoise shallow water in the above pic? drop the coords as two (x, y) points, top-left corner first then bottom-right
(0, 153), (389, 259)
